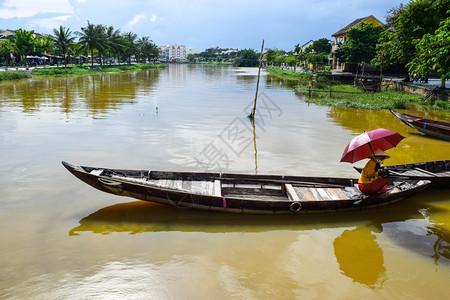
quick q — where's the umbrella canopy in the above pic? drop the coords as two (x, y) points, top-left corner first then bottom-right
(340, 128), (404, 163)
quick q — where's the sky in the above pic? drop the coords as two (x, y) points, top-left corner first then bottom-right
(0, 0), (407, 52)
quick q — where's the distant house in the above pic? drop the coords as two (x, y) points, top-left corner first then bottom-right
(0, 29), (16, 40)
(299, 40), (313, 53)
(331, 15), (384, 70)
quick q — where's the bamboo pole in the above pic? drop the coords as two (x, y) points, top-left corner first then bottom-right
(248, 39), (264, 120)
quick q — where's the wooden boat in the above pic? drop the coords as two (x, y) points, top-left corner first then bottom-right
(62, 161), (430, 214)
(390, 109), (450, 141)
(355, 160), (450, 188)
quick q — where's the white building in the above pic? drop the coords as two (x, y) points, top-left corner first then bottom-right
(158, 44), (187, 61)
(186, 47), (200, 56)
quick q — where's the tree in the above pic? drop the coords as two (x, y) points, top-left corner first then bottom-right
(137, 36), (158, 63)
(285, 55), (297, 69)
(233, 48), (259, 67)
(265, 48), (277, 65)
(335, 22), (384, 63)
(105, 26), (124, 64)
(122, 32), (138, 64)
(294, 43), (301, 54)
(312, 38), (331, 54)
(53, 26), (75, 67)
(373, 0), (449, 79)
(0, 39), (14, 65)
(305, 52), (328, 71)
(13, 29), (36, 66)
(407, 17), (450, 89)
(76, 21), (106, 66)
(187, 53), (195, 62)
(34, 35), (54, 61)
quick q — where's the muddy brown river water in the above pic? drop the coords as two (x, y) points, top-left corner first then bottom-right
(0, 64), (449, 299)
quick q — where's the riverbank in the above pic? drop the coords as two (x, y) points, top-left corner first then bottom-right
(267, 67), (449, 112)
(0, 63), (166, 80)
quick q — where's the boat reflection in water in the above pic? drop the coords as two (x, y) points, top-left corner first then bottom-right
(70, 189), (450, 273)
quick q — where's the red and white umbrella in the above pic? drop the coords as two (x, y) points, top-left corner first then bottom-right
(340, 128), (404, 163)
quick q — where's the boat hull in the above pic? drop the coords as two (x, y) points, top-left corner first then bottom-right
(390, 109), (450, 141)
(62, 161), (430, 214)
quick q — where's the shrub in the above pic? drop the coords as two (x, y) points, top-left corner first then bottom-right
(0, 71), (31, 81)
(392, 99), (408, 109)
(432, 100), (449, 110)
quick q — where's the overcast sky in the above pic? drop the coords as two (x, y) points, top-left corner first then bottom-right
(0, 0), (406, 51)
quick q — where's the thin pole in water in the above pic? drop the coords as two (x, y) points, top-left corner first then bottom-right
(248, 39), (264, 121)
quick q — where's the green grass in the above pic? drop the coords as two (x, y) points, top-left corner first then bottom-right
(32, 63), (166, 76)
(196, 61), (233, 65)
(295, 84), (450, 111)
(266, 66), (314, 81)
(0, 71), (32, 81)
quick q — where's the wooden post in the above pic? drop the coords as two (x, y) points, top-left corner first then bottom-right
(308, 86), (311, 97)
(249, 39), (264, 120)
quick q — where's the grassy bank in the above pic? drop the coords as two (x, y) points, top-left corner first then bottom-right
(295, 84), (449, 111)
(32, 63), (166, 76)
(0, 71), (32, 81)
(266, 67), (449, 111)
(195, 61), (233, 66)
(266, 66), (315, 81)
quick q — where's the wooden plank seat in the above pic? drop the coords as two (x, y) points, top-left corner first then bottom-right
(285, 184), (353, 201)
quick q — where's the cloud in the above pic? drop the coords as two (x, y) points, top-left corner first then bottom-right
(126, 14), (145, 28)
(29, 15), (72, 30)
(0, 0), (74, 19)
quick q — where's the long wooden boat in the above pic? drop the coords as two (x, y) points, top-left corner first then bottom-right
(62, 161), (430, 214)
(355, 160), (450, 188)
(390, 109), (450, 141)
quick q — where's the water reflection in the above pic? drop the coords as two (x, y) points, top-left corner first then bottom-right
(69, 200), (421, 235)
(325, 107), (450, 164)
(70, 190), (450, 267)
(333, 226), (386, 287)
(0, 70), (160, 117)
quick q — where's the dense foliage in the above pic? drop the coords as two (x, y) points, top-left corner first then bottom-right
(233, 49), (260, 67)
(336, 22), (384, 63)
(407, 17), (450, 88)
(309, 38), (332, 54)
(372, 0), (450, 80)
(13, 29), (36, 65)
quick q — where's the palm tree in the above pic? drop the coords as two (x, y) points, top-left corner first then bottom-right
(137, 36), (151, 63)
(122, 32), (138, 64)
(53, 26), (75, 67)
(105, 26), (123, 64)
(137, 36), (159, 63)
(76, 21), (106, 66)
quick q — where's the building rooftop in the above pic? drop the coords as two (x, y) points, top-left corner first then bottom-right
(331, 15), (383, 37)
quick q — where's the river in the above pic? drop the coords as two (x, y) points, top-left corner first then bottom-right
(0, 64), (449, 299)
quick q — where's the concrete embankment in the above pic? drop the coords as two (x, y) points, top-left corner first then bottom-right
(383, 79), (449, 102)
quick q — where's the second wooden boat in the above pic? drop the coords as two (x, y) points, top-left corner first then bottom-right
(62, 161), (430, 214)
(390, 109), (450, 141)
